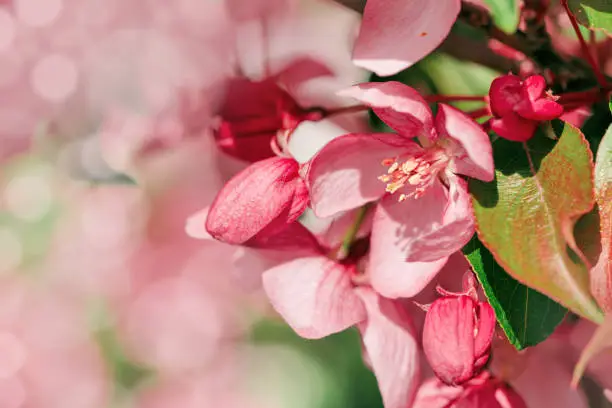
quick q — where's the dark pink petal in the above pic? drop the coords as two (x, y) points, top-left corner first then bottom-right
(473, 302), (496, 360)
(339, 82), (434, 138)
(522, 74), (546, 100)
(206, 157), (308, 244)
(436, 104), (494, 182)
(356, 287), (420, 408)
(561, 107), (591, 128)
(307, 132), (412, 218)
(516, 97), (563, 121)
(490, 114), (538, 142)
(353, 0), (460, 76)
(423, 296), (476, 385)
(247, 221), (322, 252)
(262, 256), (366, 339)
(489, 74), (522, 117)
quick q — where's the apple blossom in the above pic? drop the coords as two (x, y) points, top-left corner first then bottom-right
(307, 81), (494, 298)
(489, 74), (564, 142)
(260, 224), (421, 408)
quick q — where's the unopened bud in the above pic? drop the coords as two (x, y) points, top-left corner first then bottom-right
(423, 292), (496, 385)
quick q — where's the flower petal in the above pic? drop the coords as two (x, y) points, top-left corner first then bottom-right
(436, 104), (494, 182)
(185, 207), (214, 240)
(382, 178), (474, 263)
(490, 113), (538, 142)
(307, 132), (412, 218)
(489, 74), (522, 117)
(206, 157), (308, 244)
(356, 287), (420, 408)
(368, 249), (448, 299)
(339, 82), (434, 138)
(353, 0), (461, 76)
(262, 256), (366, 339)
(423, 295), (476, 385)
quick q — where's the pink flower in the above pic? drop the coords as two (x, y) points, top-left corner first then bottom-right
(422, 287), (496, 386)
(307, 81), (494, 298)
(353, 0), (461, 76)
(259, 224), (420, 408)
(489, 74), (563, 142)
(413, 373), (527, 408)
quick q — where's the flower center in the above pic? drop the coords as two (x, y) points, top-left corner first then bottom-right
(378, 147), (449, 201)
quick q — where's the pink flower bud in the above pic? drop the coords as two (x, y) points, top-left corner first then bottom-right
(422, 292), (496, 385)
(488, 74), (563, 142)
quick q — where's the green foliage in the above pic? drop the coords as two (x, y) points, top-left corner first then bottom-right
(250, 319), (383, 408)
(463, 237), (567, 350)
(483, 0), (520, 34)
(470, 122), (604, 323)
(569, 0), (612, 35)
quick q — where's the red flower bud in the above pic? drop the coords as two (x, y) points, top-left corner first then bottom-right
(422, 291), (496, 386)
(488, 74), (563, 142)
(214, 78), (322, 162)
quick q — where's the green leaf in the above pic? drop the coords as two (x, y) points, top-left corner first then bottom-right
(470, 122), (604, 323)
(463, 237), (567, 350)
(569, 0), (612, 35)
(483, 0), (520, 34)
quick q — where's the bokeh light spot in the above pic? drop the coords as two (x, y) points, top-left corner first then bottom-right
(0, 332), (27, 378)
(31, 54), (79, 102)
(16, 0), (63, 27)
(0, 9), (15, 52)
(4, 173), (53, 222)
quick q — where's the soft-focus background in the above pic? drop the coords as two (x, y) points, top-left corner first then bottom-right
(1, 0), (611, 407)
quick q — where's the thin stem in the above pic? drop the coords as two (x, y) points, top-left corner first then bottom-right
(466, 107), (491, 119)
(339, 204), (371, 260)
(560, 0), (608, 88)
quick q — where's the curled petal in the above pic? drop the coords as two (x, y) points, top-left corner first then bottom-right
(516, 97), (564, 121)
(353, 0), (460, 76)
(490, 114), (538, 142)
(307, 132), (411, 218)
(522, 75), (546, 100)
(262, 256), (366, 339)
(206, 157), (308, 244)
(436, 104), (494, 182)
(489, 74), (522, 117)
(339, 82), (434, 138)
(474, 302), (496, 360)
(356, 287), (420, 408)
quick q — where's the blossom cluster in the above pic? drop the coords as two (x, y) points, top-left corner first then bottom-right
(0, 0), (612, 407)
